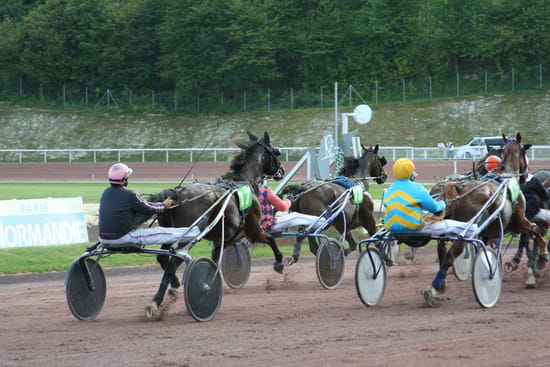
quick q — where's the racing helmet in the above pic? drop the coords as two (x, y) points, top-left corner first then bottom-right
(392, 158), (416, 180)
(484, 155), (501, 171)
(108, 163), (133, 185)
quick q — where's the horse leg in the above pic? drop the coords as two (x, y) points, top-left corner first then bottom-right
(211, 241), (221, 263)
(266, 235), (284, 273)
(146, 255), (182, 321)
(344, 231), (358, 256)
(308, 237), (319, 255)
(424, 241), (465, 305)
(525, 238), (537, 288)
(285, 236), (304, 266)
(157, 246), (182, 293)
(534, 225), (548, 276)
(505, 234), (527, 272)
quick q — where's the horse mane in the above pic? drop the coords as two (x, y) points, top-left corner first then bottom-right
(443, 182), (461, 200)
(339, 157), (359, 177)
(221, 138), (258, 180)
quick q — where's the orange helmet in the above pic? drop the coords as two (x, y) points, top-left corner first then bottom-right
(484, 155), (501, 171)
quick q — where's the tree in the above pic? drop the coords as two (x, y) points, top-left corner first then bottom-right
(19, 0), (117, 88)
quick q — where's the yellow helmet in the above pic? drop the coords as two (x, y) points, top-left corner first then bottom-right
(393, 158), (415, 179)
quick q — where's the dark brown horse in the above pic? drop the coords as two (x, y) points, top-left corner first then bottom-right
(472, 133), (531, 181)
(281, 144), (387, 263)
(146, 131), (285, 318)
(426, 133), (542, 301)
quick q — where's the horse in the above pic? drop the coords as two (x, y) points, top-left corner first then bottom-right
(425, 132), (544, 302)
(145, 131), (285, 319)
(280, 144), (387, 263)
(504, 171), (550, 286)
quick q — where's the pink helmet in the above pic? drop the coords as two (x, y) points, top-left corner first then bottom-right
(108, 163), (133, 184)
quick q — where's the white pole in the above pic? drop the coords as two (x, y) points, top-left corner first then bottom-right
(334, 82), (338, 143)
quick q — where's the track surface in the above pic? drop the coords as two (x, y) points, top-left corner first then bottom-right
(2, 161), (550, 366)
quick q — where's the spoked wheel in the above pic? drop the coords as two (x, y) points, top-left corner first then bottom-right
(453, 242), (476, 281)
(355, 247), (386, 307)
(315, 238), (345, 290)
(184, 257), (223, 322)
(65, 258), (106, 320)
(472, 247), (502, 308)
(221, 241), (251, 289)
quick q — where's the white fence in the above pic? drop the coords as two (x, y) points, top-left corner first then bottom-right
(0, 145), (549, 163)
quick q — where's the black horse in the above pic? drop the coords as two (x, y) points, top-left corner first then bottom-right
(145, 131), (285, 319)
(504, 170), (550, 286)
(281, 144), (387, 262)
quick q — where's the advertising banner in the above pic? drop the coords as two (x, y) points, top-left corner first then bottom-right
(0, 197), (88, 248)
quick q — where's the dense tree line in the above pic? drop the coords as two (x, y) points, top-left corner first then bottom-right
(1, 0), (548, 107)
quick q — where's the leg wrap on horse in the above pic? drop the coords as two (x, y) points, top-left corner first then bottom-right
(431, 267), (448, 291)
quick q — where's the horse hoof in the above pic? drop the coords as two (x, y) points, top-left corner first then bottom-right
(526, 275), (537, 288)
(273, 262), (284, 274)
(536, 257), (548, 271)
(404, 251), (415, 260)
(145, 302), (161, 321)
(167, 287), (179, 302)
(284, 256), (296, 266)
(422, 287), (438, 307)
(504, 261), (519, 273)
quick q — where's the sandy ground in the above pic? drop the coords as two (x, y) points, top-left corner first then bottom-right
(2, 161), (550, 367)
(2, 247), (550, 367)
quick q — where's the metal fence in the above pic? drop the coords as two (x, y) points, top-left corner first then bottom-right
(1, 145), (549, 164)
(2, 64), (548, 114)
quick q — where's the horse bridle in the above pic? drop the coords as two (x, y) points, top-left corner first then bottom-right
(256, 138), (284, 180)
(500, 138), (529, 180)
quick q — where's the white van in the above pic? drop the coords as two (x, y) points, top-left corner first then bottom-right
(453, 136), (505, 159)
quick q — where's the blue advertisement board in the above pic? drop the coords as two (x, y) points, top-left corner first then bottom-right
(0, 197), (88, 248)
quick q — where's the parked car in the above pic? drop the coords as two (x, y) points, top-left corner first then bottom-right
(453, 136), (505, 159)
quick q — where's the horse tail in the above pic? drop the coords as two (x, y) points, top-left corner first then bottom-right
(281, 184), (305, 196)
(443, 182), (461, 200)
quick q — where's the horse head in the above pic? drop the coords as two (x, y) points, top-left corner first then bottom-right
(338, 143), (387, 187)
(499, 132), (531, 184)
(226, 131), (284, 186)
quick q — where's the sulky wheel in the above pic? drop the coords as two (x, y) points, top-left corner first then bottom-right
(355, 247), (386, 307)
(65, 258), (106, 321)
(184, 257), (223, 322)
(315, 238), (345, 290)
(472, 247), (502, 308)
(221, 241), (251, 289)
(453, 242), (476, 281)
(384, 239), (400, 266)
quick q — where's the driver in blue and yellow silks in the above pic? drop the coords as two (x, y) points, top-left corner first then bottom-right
(383, 158), (478, 237)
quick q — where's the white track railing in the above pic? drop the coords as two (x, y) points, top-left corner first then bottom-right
(0, 145), (549, 163)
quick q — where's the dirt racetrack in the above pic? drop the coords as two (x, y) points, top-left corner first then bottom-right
(2, 161), (550, 367)
(2, 248), (550, 367)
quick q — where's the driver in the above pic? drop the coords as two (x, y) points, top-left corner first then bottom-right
(383, 158), (478, 237)
(484, 155), (501, 173)
(258, 176), (327, 233)
(98, 163), (206, 246)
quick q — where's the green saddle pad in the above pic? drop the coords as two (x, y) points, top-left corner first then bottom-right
(237, 185), (253, 210)
(351, 185), (364, 204)
(507, 178), (520, 202)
